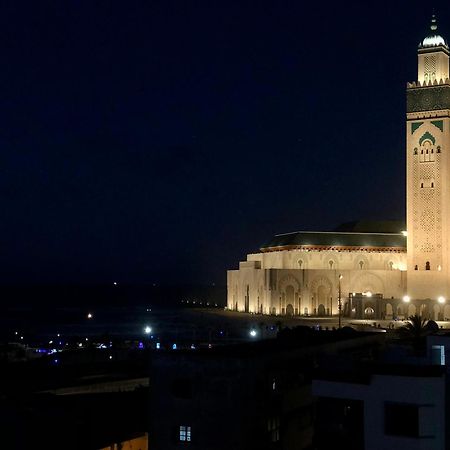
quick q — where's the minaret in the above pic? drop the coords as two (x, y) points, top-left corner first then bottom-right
(406, 15), (450, 299)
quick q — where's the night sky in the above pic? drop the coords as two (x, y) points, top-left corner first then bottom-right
(2, 1), (449, 286)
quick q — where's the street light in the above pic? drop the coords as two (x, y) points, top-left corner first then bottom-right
(338, 274), (343, 329)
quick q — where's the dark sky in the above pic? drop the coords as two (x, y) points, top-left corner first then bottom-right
(1, 1), (449, 286)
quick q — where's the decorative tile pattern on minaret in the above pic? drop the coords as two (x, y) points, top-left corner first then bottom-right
(407, 14), (450, 297)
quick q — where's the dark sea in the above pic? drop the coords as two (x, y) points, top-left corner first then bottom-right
(0, 304), (281, 350)
(0, 284), (244, 348)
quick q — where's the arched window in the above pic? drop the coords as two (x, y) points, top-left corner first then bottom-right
(414, 265), (418, 270)
(329, 260), (334, 269)
(359, 260), (364, 269)
(421, 182), (424, 188)
(421, 140), (434, 162)
(426, 261), (431, 270)
(388, 261), (394, 270)
(298, 259), (303, 268)
(431, 182), (434, 188)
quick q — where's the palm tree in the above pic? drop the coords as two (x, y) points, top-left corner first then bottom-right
(398, 314), (429, 339)
(397, 314), (433, 354)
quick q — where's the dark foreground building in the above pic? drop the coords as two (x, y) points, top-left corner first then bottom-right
(149, 327), (385, 450)
(0, 347), (149, 450)
(150, 326), (450, 450)
(313, 334), (450, 450)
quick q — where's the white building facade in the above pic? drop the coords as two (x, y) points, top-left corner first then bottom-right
(227, 17), (450, 321)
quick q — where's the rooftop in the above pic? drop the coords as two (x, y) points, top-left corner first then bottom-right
(260, 221), (406, 252)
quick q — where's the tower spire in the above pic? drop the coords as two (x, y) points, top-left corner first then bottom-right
(430, 13), (438, 32)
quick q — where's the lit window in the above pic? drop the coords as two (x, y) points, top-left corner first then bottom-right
(431, 345), (445, 365)
(179, 425), (191, 442)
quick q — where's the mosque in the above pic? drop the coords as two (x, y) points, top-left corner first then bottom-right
(227, 16), (450, 321)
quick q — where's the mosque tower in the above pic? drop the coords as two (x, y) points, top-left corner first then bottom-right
(406, 15), (450, 300)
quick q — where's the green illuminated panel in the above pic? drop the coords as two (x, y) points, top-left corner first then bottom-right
(411, 122), (424, 134)
(431, 120), (444, 132)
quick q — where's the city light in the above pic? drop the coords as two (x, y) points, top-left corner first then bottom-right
(249, 329), (257, 337)
(87, 313), (93, 319)
(144, 326), (152, 334)
(403, 295), (411, 303)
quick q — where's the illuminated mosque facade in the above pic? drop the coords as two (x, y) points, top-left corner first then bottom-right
(227, 16), (450, 321)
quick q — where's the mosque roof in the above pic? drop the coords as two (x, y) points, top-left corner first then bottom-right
(260, 221), (406, 252)
(420, 15), (448, 49)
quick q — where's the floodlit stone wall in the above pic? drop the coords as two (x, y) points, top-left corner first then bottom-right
(227, 250), (405, 316)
